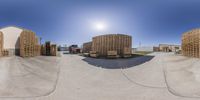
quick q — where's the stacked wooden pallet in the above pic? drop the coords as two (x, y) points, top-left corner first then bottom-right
(0, 31), (3, 57)
(41, 44), (46, 55)
(182, 29), (200, 58)
(2, 49), (8, 56)
(92, 34), (132, 57)
(45, 41), (51, 56)
(83, 42), (92, 53)
(20, 30), (36, 57)
(89, 51), (99, 58)
(107, 51), (118, 58)
(40, 42), (57, 56)
(50, 44), (57, 56)
(123, 47), (132, 58)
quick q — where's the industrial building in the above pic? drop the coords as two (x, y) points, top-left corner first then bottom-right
(159, 44), (181, 52)
(83, 34), (132, 58)
(182, 29), (200, 58)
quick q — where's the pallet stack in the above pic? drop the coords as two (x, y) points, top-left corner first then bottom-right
(2, 49), (8, 56)
(89, 51), (99, 58)
(91, 34), (132, 57)
(20, 30), (36, 57)
(40, 42), (57, 56)
(41, 44), (46, 55)
(50, 44), (57, 56)
(0, 31), (3, 57)
(45, 41), (51, 56)
(123, 47), (132, 58)
(34, 36), (41, 56)
(83, 42), (92, 53)
(182, 29), (200, 58)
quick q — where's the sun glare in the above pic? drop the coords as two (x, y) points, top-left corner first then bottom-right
(94, 22), (106, 31)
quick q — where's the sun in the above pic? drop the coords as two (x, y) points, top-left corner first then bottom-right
(94, 22), (106, 31)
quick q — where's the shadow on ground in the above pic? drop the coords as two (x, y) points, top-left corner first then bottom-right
(82, 55), (154, 69)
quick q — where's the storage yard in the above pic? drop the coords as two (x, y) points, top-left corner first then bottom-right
(0, 26), (200, 100)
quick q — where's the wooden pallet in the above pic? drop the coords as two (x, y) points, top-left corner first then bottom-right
(107, 51), (118, 58)
(89, 51), (99, 57)
(0, 31), (3, 57)
(50, 44), (57, 56)
(83, 42), (92, 53)
(91, 34), (132, 57)
(20, 30), (36, 57)
(182, 29), (200, 58)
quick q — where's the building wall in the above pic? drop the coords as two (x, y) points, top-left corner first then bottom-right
(0, 26), (22, 49)
(159, 44), (181, 52)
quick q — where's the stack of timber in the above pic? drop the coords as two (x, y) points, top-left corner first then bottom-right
(123, 47), (132, 58)
(50, 44), (57, 56)
(41, 45), (46, 55)
(34, 36), (41, 56)
(107, 51), (118, 58)
(89, 51), (99, 58)
(0, 31), (3, 57)
(182, 29), (200, 58)
(41, 42), (57, 56)
(83, 42), (92, 53)
(20, 30), (36, 57)
(45, 41), (51, 56)
(34, 45), (41, 56)
(92, 34), (132, 57)
(2, 49), (8, 56)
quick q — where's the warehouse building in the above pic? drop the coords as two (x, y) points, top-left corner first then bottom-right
(182, 29), (200, 58)
(0, 26), (40, 57)
(159, 44), (181, 52)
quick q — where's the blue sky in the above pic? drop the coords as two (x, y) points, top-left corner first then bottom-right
(0, 0), (200, 47)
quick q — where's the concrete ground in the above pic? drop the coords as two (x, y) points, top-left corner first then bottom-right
(0, 56), (60, 98)
(0, 53), (200, 100)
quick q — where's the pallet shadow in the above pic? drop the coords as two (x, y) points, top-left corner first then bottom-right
(82, 55), (154, 69)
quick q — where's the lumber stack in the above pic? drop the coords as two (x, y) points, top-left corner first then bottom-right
(50, 44), (57, 56)
(41, 42), (57, 56)
(20, 30), (36, 57)
(83, 42), (92, 53)
(182, 29), (200, 58)
(123, 47), (132, 58)
(41, 44), (46, 55)
(45, 41), (51, 56)
(92, 34), (132, 57)
(0, 31), (3, 57)
(2, 49), (8, 56)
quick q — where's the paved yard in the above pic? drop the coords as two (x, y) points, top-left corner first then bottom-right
(0, 53), (200, 100)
